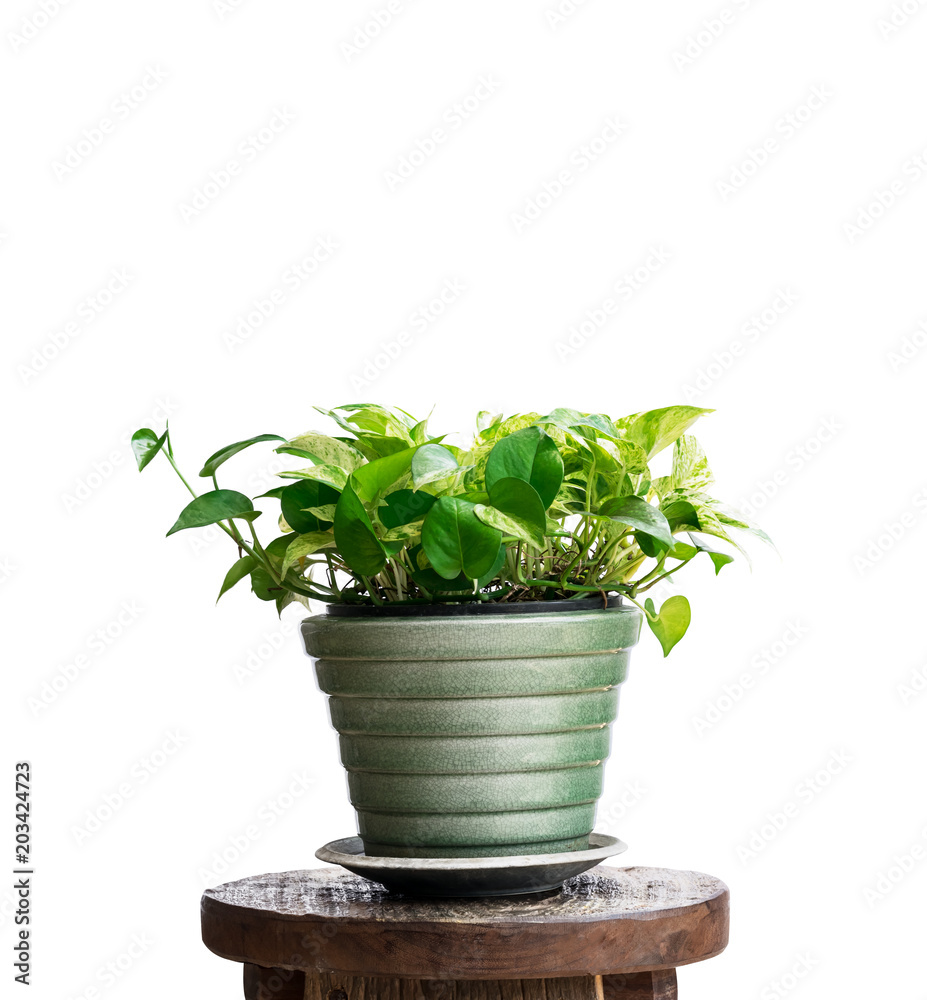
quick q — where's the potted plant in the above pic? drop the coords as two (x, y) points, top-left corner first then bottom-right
(134, 404), (766, 878)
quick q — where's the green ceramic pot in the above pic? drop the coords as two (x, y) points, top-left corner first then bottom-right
(301, 599), (642, 859)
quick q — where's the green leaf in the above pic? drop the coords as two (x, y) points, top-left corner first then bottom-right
(407, 543), (506, 593)
(485, 426), (564, 508)
(303, 504), (337, 521)
(644, 596), (691, 657)
(538, 409), (619, 437)
(486, 477), (547, 533)
(474, 504), (544, 548)
(333, 484), (387, 576)
(351, 447), (420, 502)
(410, 444), (458, 489)
(131, 428), (168, 472)
(334, 403), (415, 439)
(275, 589), (310, 617)
(279, 431), (365, 471)
(264, 532), (299, 565)
(280, 480), (340, 534)
(421, 497), (504, 580)
(380, 523), (423, 543)
(217, 555), (256, 602)
(661, 497), (701, 531)
(671, 435), (713, 491)
(166, 490), (260, 536)
(707, 549), (734, 574)
(598, 495), (674, 548)
(276, 464), (348, 491)
(198, 434), (286, 478)
(250, 566), (280, 602)
(378, 489), (436, 529)
(281, 531), (336, 575)
(668, 540), (699, 560)
(616, 406), (713, 458)
(255, 486), (287, 500)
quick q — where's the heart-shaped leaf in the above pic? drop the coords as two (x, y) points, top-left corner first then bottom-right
(131, 428), (168, 472)
(485, 426), (564, 508)
(487, 476), (547, 534)
(421, 497), (503, 580)
(408, 543), (506, 593)
(166, 490), (260, 536)
(474, 504), (544, 548)
(644, 595), (691, 657)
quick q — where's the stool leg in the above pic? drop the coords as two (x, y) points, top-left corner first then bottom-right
(243, 963), (306, 999)
(602, 970), (677, 999)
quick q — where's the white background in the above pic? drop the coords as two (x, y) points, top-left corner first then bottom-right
(4, 1), (927, 997)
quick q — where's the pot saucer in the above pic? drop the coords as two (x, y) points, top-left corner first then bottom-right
(314, 833), (627, 897)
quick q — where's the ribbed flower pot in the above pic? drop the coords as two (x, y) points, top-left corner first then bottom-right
(301, 599), (642, 859)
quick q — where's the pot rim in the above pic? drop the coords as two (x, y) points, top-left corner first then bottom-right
(323, 594), (623, 618)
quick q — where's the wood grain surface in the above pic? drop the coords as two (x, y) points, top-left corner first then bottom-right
(203, 866), (728, 980)
(242, 967), (680, 1000)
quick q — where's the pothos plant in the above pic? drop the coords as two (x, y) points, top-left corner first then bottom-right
(132, 403), (769, 656)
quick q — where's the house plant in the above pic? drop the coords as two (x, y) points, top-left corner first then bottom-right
(133, 404), (766, 866)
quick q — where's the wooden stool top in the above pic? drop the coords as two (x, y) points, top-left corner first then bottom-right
(201, 865), (729, 980)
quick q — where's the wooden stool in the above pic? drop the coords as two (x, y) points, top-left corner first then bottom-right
(201, 865), (729, 1000)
